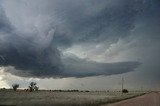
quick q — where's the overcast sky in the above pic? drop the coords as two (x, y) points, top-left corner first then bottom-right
(0, 0), (160, 90)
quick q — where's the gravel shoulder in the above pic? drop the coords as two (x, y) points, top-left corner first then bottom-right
(102, 92), (160, 106)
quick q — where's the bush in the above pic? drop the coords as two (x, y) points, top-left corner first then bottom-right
(12, 84), (19, 91)
(29, 82), (39, 92)
(122, 89), (128, 93)
(35, 86), (39, 91)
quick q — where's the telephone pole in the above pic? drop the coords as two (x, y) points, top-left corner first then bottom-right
(122, 77), (124, 92)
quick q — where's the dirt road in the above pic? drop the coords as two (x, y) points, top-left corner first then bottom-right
(104, 92), (160, 106)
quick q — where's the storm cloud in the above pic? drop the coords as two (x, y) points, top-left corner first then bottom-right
(0, 6), (62, 77)
(1, 0), (158, 78)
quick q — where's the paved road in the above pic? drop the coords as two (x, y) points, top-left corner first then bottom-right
(105, 92), (160, 106)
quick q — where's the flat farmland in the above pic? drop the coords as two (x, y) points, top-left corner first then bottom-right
(0, 90), (144, 106)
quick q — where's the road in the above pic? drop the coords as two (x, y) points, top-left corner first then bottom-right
(104, 92), (160, 106)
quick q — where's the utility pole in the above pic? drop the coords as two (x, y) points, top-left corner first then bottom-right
(141, 86), (143, 92)
(122, 77), (124, 92)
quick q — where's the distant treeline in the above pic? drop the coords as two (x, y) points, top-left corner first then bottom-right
(0, 88), (90, 92)
(50, 90), (90, 92)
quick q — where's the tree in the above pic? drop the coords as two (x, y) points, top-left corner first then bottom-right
(29, 82), (39, 92)
(35, 86), (39, 91)
(12, 84), (19, 91)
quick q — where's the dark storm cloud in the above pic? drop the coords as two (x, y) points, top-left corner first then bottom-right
(0, 6), (13, 32)
(0, 0), (147, 78)
(53, 0), (146, 48)
(0, 5), (62, 77)
(134, 0), (160, 40)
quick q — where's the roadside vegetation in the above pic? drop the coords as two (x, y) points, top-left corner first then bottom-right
(12, 84), (19, 91)
(0, 82), (146, 106)
(29, 82), (39, 92)
(0, 87), (146, 106)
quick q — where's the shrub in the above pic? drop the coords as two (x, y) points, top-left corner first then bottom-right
(122, 89), (128, 93)
(12, 84), (19, 91)
(29, 82), (39, 92)
(35, 86), (39, 91)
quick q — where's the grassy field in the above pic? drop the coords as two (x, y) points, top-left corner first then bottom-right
(0, 90), (145, 106)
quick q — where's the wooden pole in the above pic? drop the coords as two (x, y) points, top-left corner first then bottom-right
(122, 77), (124, 92)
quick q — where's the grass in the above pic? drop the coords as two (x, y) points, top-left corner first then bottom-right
(0, 89), (146, 106)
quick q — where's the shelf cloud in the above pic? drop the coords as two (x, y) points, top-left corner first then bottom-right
(0, 0), (160, 78)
